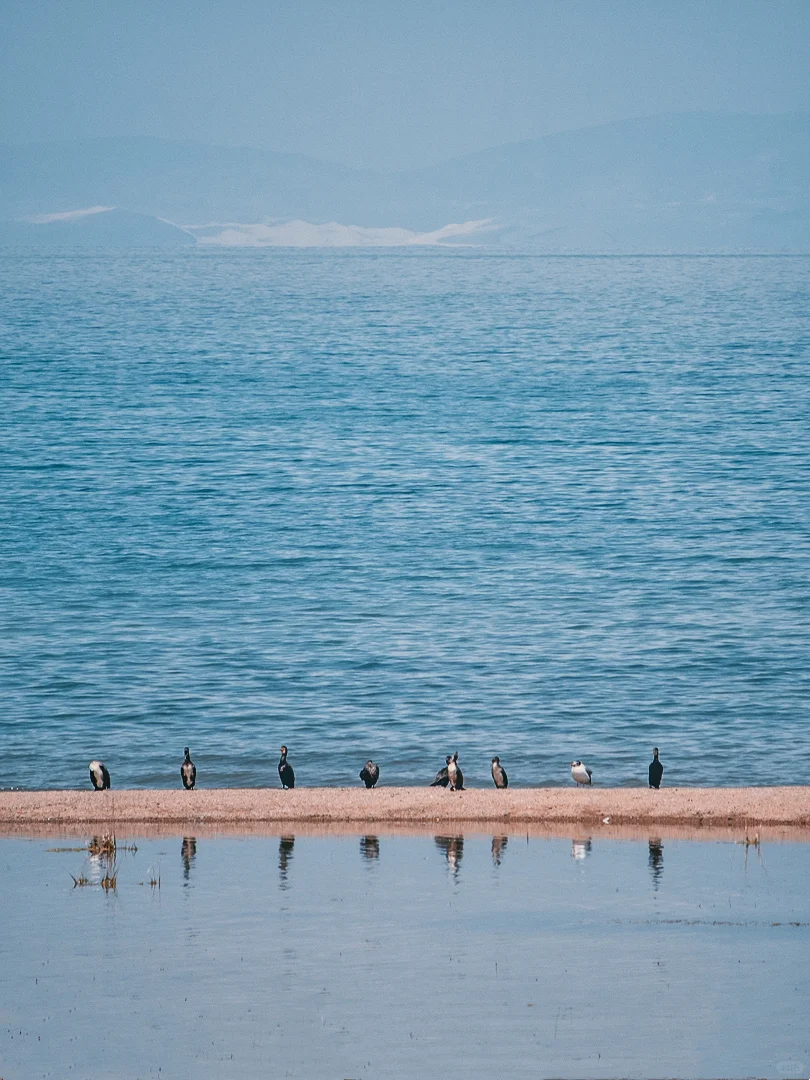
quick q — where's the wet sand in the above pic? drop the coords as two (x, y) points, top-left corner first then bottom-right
(1, 785), (809, 831)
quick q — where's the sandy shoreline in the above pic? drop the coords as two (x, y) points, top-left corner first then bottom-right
(1, 786), (809, 834)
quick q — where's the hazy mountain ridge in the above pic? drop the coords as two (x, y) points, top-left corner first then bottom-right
(1, 113), (809, 250)
(0, 137), (382, 225)
(0, 208), (194, 247)
(400, 112), (810, 250)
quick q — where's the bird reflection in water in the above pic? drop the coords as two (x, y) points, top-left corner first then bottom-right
(435, 835), (464, 879)
(360, 835), (380, 861)
(648, 837), (664, 890)
(181, 837), (197, 884)
(491, 835), (508, 866)
(571, 837), (593, 861)
(278, 836), (295, 889)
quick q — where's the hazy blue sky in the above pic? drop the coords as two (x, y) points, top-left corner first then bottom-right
(2, 0), (810, 170)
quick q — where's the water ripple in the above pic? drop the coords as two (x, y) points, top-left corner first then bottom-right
(1, 251), (809, 789)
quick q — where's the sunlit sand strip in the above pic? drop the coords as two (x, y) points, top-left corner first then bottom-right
(1, 787), (809, 836)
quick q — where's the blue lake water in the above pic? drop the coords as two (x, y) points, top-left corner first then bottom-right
(1, 830), (808, 1078)
(1, 250), (809, 790)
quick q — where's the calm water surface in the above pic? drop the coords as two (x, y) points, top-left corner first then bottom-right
(1, 832), (808, 1078)
(1, 251), (809, 788)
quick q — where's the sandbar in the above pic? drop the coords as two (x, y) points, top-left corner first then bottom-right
(1, 786), (809, 836)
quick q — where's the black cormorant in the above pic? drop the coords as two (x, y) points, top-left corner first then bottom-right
(89, 760), (111, 790)
(649, 747), (663, 789)
(359, 760), (379, 788)
(278, 746), (295, 789)
(430, 756), (452, 787)
(447, 751), (463, 791)
(181, 747), (196, 790)
(491, 756), (508, 788)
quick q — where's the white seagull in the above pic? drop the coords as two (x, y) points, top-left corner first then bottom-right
(570, 760), (593, 786)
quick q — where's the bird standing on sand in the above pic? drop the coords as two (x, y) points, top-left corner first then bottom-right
(447, 751), (463, 791)
(491, 756), (508, 788)
(359, 760), (380, 788)
(649, 747), (663, 789)
(430, 757), (451, 787)
(571, 760), (593, 785)
(181, 747), (196, 790)
(89, 760), (111, 790)
(278, 746), (295, 789)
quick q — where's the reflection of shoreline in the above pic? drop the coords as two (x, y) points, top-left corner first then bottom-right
(8, 819), (810, 845)
(3, 788), (809, 834)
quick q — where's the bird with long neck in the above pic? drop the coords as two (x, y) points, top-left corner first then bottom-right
(491, 756), (508, 788)
(278, 746), (295, 789)
(181, 747), (196, 790)
(447, 752), (463, 791)
(649, 747), (663, 789)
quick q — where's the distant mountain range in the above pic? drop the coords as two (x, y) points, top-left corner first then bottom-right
(0, 208), (193, 247)
(1, 113), (809, 250)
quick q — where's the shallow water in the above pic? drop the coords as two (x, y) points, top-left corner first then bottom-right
(1, 831), (808, 1078)
(1, 250), (810, 789)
